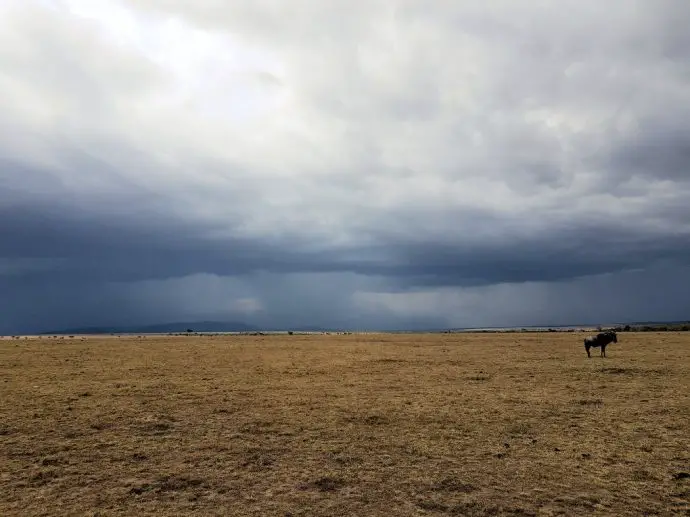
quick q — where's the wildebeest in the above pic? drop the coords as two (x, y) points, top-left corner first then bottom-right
(584, 331), (618, 358)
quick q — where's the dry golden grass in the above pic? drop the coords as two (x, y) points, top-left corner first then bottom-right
(1, 332), (689, 516)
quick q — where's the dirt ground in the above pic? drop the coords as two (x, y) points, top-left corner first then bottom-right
(1, 332), (688, 516)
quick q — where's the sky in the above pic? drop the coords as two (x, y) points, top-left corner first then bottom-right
(1, 0), (690, 333)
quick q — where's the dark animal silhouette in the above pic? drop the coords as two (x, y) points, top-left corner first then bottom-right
(584, 331), (618, 358)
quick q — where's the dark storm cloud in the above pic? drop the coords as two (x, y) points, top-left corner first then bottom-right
(383, 234), (690, 287)
(603, 116), (690, 184)
(0, 201), (325, 282)
(4, 189), (689, 290)
(2, 0), (690, 332)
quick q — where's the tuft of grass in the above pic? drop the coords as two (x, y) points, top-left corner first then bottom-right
(506, 422), (532, 436)
(600, 366), (635, 374)
(577, 398), (603, 406)
(429, 477), (476, 493)
(28, 469), (60, 486)
(299, 476), (345, 492)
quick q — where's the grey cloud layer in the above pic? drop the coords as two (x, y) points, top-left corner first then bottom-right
(1, 0), (689, 332)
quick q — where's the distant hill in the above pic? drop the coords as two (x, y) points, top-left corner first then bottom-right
(37, 319), (689, 336)
(289, 325), (330, 332)
(41, 320), (261, 335)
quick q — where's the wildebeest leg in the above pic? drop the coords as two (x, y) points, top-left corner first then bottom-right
(585, 344), (591, 358)
(601, 345), (606, 358)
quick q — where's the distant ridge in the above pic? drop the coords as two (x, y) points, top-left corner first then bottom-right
(451, 320), (690, 331)
(34, 319), (690, 336)
(41, 320), (260, 335)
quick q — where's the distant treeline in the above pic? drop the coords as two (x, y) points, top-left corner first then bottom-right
(444, 323), (690, 334)
(558, 324), (690, 332)
(611, 323), (690, 332)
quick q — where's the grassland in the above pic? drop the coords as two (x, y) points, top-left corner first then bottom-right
(1, 332), (688, 516)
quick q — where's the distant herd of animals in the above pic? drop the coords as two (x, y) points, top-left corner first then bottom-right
(583, 330), (618, 358)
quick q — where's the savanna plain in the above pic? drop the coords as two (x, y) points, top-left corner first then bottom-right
(1, 332), (688, 516)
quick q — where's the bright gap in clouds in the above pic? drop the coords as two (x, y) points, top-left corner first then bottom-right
(63, 0), (289, 125)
